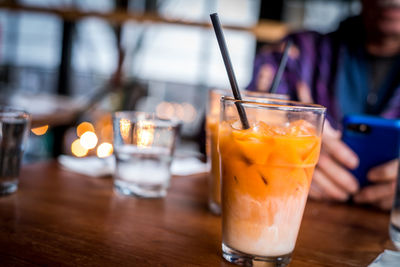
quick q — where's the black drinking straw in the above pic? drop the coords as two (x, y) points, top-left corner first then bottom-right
(269, 39), (293, 94)
(210, 13), (250, 130)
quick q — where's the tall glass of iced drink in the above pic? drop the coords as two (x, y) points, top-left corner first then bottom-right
(206, 89), (287, 215)
(219, 96), (325, 266)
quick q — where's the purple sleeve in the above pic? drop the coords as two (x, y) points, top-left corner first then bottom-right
(246, 31), (344, 128)
(246, 39), (295, 98)
(382, 86), (400, 119)
(246, 32), (322, 101)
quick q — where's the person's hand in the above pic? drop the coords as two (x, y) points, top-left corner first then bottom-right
(296, 81), (360, 201)
(353, 159), (399, 210)
(309, 122), (360, 201)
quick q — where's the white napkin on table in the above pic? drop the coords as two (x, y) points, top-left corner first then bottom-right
(369, 250), (400, 267)
(58, 155), (115, 177)
(170, 157), (208, 176)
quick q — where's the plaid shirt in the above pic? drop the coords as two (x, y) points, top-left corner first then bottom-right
(247, 18), (400, 128)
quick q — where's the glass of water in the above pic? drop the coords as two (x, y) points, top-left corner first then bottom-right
(0, 107), (30, 196)
(390, 159), (400, 249)
(112, 111), (178, 198)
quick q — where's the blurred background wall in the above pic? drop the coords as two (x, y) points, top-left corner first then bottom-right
(0, 0), (361, 161)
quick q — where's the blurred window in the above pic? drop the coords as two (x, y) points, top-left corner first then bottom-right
(283, 0), (361, 33)
(123, 0), (260, 89)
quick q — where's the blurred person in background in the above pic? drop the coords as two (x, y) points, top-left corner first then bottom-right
(247, 0), (400, 210)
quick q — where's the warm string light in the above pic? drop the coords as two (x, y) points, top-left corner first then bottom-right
(135, 120), (155, 148)
(97, 142), (113, 158)
(77, 122), (95, 137)
(80, 131), (98, 149)
(72, 120), (113, 158)
(31, 125), (49, 135)
(119, 118), (131, 141)
(71, 139), (88, 157)
(70, 103), (194, 158)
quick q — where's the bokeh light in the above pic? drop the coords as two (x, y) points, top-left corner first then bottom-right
(97, 142), (113, 158)
(31, 125), (49, 136)
(80, 131), (98, 149)
(174, 103), (184, 120)
(71, 139), (88, 157)
(181, 102), (197, 122)
(77, 122), (95, 137)
(120, 118), (131, 141)
(156, 101), (174, 120)
(136, 121), (155, 148)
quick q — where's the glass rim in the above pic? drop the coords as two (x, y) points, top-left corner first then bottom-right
(0, 106), (31, 120)
(242, 90), (288, 99)
(210, 88), (287, 99)
(114, 111), (155, 118)
(113, 111), (180, 126)
(221, 96), (326, 113)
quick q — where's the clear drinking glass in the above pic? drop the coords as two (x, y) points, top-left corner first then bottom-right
(112, 111), (178, 198)
(389, 158), (400, 249)
(218, 97), (326, 266)
(0, 107), (31, 196)
(206, 89), (288, 215)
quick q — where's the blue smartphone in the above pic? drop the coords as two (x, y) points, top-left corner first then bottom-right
(342, 115), (400, 188)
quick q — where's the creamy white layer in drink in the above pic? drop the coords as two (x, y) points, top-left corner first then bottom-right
(223, 194), (308, 256)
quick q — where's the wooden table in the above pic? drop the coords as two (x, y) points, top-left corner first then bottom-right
(0, 161), (395, 266)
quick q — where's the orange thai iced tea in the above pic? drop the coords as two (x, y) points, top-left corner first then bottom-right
(206, 89), (287, 215)
(206, 89), (225, 214)
(219, 97), (325, 266)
